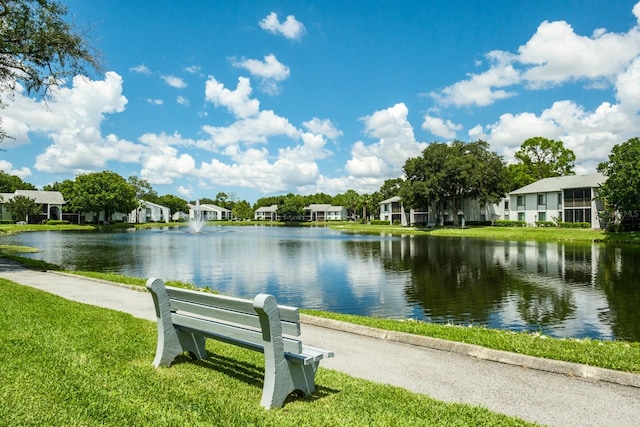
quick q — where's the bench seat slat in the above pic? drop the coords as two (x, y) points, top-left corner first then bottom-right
(169, 299), (301, 337)
(166, 287), (300, 322)
(171, 312), (304, 355)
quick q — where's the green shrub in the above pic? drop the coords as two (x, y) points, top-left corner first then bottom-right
(370, 220), (389, 225)
(494, 220), (526, 227)
(535, 221), (555, 227)
(558, 222), (591, 229)
(46, 220), (70, 225)
(463, 221), (492, 226)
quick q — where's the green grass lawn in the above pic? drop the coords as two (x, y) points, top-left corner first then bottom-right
(0, 279), (531, 426)
(329, 222), (640, 243)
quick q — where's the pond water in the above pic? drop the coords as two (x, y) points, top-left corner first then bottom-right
(4, 225), (640, 341)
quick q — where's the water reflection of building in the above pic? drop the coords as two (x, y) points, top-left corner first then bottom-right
(378, 236), (613, 339)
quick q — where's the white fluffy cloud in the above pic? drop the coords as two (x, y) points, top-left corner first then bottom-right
(232, 54), (290, 81)
(259, 12), (305, 40)
(0, 160), (31, 178)
(433, 51), (521, 107)
(422, 115), (463, 139)
(0, 72), (146, 174)
(345, 103), (426, 178)
(232, 54), (290, 95)
(434, 5), (640, 107)
(202, 110), (299, 147)
(519, 20), (640, 88)
(469, 59), (640, 173)
(303, 118), (343, 140)
(205, 76), (260, 119)
(161, 75), (187, 89)
(430, 2), (640, 176)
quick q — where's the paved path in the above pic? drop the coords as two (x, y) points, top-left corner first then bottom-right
(1, 258), (639, 427)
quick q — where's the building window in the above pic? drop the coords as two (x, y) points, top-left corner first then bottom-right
(558, 192), (562, 206)
(517, 196), (524, 207)
(518, 212), (525, 221)
(537, 194), (545, 205)
(563, 187), (593, 225)
(564, 188), (591, 208)
(538, 212), (546, 222)
(504, 201), (509, 210)
(564, 208), (592, 224)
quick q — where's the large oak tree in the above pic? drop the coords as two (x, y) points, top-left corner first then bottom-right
(66, 170), (137, 222)
(507, 137), (576, 190)
(401, 140), (509, 225)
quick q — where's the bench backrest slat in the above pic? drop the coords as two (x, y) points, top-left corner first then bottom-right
(171, 312), (304, 354)
(165, 287), (300, 323)
(170, 299), (301, 337)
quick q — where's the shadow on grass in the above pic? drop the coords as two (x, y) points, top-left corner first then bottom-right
(171, 351), (339, 405)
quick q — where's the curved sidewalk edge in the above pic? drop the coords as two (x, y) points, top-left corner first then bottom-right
(300, 314), (640, 389)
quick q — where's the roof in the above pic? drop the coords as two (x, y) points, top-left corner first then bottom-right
(327, 206), (345, 212)
(12, 190), (65, 205)
(189, 203), (231, 213)
(141, 200), (169, 210)
(255, 205), (278, 212)
(306, 204), (332, 211)
(379, 196), (401, 204)
(509, 173), (606, 195)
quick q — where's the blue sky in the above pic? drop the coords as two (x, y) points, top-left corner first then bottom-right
(2, 0), (640, 203)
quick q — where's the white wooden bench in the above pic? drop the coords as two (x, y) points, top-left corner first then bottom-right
(146, 278), (334, 409)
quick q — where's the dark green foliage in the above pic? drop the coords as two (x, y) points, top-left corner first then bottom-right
(232, 200), (254, 220)
(534, 221), (555, 227)
(156, 194), (189, 215)
(277, 193), (306, 220)
(494, 220), (527, 227)
(557, 222), (591, 229)
(66, 171), (137, 222)
(4, 194), (41, 222)
(597, 137), (640, 227)
(45, 220), (69, 225)
(506, 137), (576, 191)
(401, 140), (509, 225)
(0, 171), (36, 192)
(127, 176), (158, 203)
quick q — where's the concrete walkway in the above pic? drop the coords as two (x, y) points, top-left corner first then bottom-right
(1, 258), (639, 427)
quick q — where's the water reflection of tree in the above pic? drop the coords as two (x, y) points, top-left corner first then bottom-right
(595, 245), (640, 342)
(376, 237), (577, 329)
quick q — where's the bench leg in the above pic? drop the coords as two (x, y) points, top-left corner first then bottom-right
(177, 330), (207, 360)
(151, 315), (183, 367)
(261, 355), (295, 409)
(288, 360), (319, 396)
(147, 278), (208, 367)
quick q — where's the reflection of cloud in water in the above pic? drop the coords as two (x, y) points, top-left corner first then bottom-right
(490, 242), (613, 339)
(3, 226), (632, 340)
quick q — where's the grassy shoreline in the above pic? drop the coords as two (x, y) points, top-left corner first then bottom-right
(2, 220), (639, 244)
(0, 254), (636, 375)
(58, 269), (640, 374)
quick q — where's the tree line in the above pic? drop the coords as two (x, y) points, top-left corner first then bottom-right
(2, 136), (638, 227)
(1, 2), (637, 228)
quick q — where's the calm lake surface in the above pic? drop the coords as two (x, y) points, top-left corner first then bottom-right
(5, 226), (640, 342)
